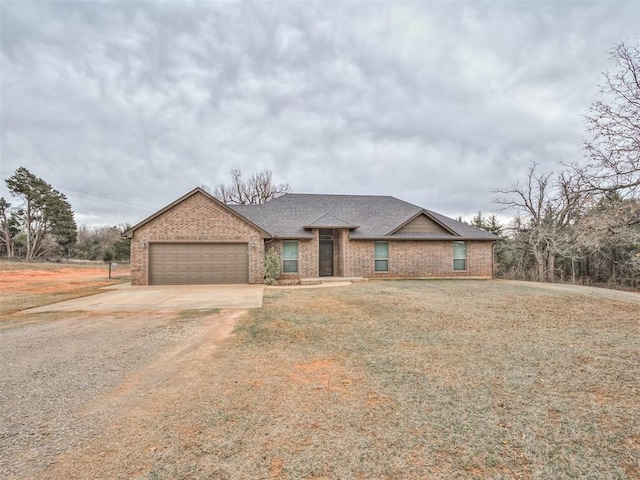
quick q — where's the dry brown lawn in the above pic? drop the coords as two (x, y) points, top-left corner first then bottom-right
(176, 280), (637, 480)
(0, 260), (129, 318)
(1, 267), (639, 479)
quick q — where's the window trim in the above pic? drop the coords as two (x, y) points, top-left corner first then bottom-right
(453, 241), (467, 271)
(282, 241), (299, 273)
(374, 241), (389, 272)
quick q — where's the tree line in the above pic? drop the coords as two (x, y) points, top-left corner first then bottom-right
(488, 42), (640, 288)
(0, 167), (130, 262)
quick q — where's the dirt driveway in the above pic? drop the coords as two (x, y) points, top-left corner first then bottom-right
(0, 261), (258, 479)
(0, 309), (245, 479)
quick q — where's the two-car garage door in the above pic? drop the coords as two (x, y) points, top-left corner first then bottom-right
(149, 243), (249, 285)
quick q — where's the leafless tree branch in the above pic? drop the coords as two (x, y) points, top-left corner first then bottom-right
(579, 41), (640, 194)
(204, 169), (291, 205)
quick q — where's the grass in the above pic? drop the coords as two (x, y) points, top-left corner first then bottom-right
(128, 280), (639, 479)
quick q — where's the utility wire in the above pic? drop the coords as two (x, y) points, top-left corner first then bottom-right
(0, 170), (156, 212)
(52, 184), (155, 211)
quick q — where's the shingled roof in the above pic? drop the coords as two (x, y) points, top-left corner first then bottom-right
(230, 193), (498, 240)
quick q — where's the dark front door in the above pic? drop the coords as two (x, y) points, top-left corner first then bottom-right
(319, 239), (333, 276)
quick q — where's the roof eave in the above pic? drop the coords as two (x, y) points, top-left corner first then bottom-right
(271, 235), (315, 240)
(350, 235), (498, 241)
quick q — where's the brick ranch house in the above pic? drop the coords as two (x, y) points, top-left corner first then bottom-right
(123, 187), (499, 285)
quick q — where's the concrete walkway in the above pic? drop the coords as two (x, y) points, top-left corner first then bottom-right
(26, 284), (265, 312)
(300, 276), (367, 285)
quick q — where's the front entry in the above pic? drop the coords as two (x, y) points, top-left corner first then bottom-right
(319, 229), (334, 276)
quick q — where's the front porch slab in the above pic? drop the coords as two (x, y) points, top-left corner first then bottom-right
(300, 277), (367, 285)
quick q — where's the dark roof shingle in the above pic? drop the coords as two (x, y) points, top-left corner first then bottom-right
(230, 194), (498, 240)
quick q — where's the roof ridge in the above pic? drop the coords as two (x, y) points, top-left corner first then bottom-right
(282, 193), (398, 199)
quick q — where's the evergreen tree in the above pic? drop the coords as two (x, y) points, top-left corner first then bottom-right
(5, 167), (77, 259)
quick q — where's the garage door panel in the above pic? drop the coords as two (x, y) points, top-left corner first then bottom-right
(149, 243), (249, 285)
(202, 264), (215, 274)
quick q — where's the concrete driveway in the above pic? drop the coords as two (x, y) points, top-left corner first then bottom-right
(26, 284), (264, 312)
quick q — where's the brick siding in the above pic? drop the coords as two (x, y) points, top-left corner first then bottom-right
(129, 192), (264, 285)
(268, 233), (494, 280)
(269, 235), (319, 279)
(343, 240), (493, 278)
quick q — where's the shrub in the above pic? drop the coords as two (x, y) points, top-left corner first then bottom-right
(264, 247), (281, 285)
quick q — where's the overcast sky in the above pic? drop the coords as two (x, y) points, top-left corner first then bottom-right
(1, 0), (639, 227)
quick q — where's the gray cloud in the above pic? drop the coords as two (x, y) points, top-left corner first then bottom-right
(1, 1), (638, 226)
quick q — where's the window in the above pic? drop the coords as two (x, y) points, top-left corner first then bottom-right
(453, 241), (467, 271)
(282, 241), (299, 273)
(374, 241), (389, 272)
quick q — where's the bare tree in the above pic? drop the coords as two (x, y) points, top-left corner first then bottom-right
(494, 42), (640, 287)
(205, 169), (291, 205)
(574, 194), (640, 285)
(494, 164), (585, 282)
(580, 41), (640, 194)
(74, 224), (131, 261)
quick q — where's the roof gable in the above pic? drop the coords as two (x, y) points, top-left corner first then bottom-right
(389, 211), (456, 236)
(303, 213), (360, 229)
(123, 187), (271, 238)
(422, 209), (499, 240)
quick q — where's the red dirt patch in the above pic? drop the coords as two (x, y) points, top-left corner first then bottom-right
(0, 262), (130, 317)
(0, 267), (120, 294)
(289, 358), (356, 394)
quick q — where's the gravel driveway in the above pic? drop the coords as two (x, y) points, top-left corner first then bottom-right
(0, 309), (242, 479)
